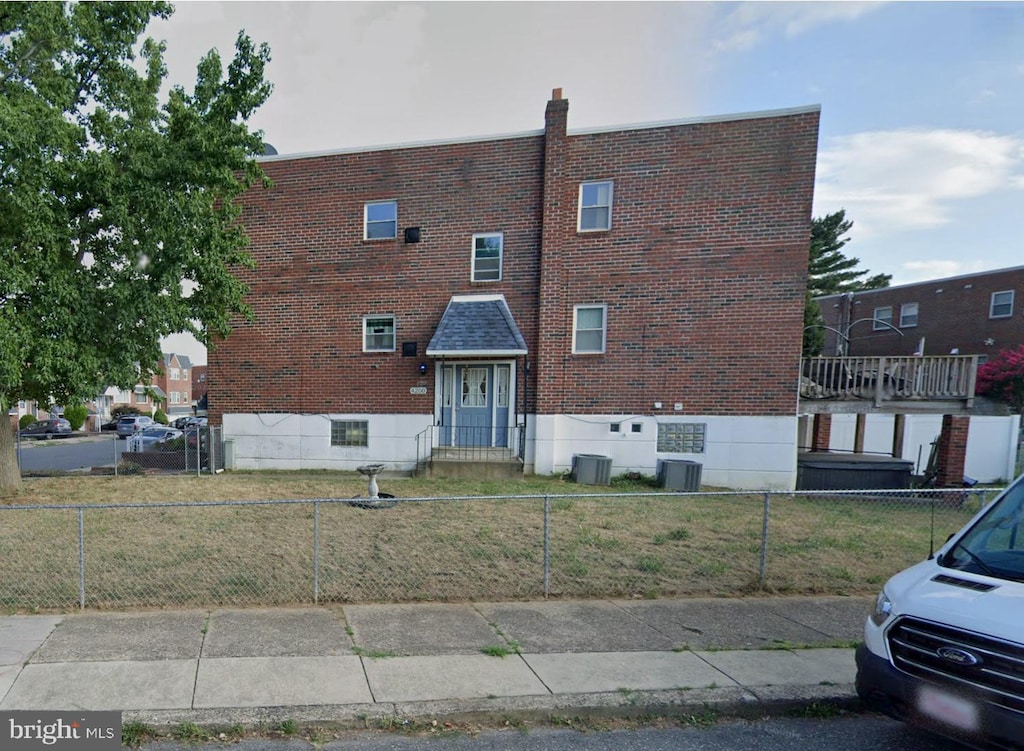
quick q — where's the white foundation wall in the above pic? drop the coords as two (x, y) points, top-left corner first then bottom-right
(531, 414), (799, 490)
(826, 413), (1021, 483)
(222, 413), (433, 471)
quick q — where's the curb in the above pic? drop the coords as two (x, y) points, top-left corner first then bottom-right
(122, 685), (861, 734)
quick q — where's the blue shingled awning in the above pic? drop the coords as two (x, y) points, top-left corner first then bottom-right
(427, 294), (528, 357)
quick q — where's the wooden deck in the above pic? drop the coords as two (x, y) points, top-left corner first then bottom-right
(799, 355), (995, 415)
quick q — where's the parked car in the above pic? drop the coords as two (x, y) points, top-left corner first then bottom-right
(116, 415), (154, 438)
(856, 473), (1024, 749)
(172, 416), (192, 430)
(136, 426), (183, 451)
(18, 418), (73, 440)
(100, 418), (120, 431)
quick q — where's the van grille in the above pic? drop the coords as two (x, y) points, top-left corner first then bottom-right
(887, 617), (1024, 714)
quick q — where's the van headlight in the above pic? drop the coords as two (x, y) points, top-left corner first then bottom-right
(870, 589), (893, 626)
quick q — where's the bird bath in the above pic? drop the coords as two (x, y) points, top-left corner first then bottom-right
(357, 463), (386, 498)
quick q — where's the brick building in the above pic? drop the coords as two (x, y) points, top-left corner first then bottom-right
(210, 91), (820, 488)
(816, 266), (1024, 361)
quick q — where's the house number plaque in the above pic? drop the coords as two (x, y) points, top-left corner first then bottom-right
(409, 386), (428, 395)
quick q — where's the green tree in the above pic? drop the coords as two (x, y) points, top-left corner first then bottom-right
(63, 404), (89, 431)
(0, 2), (272, 492)
(803, 293), (826, 357)
(804, 210), (891, 355)
(808, 210), (891, 298)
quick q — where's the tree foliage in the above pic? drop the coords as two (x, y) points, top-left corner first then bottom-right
(808, 210), (891, 298)
(63, 404), (88, 430)
(803, 293), (825, 357)
(0, 2), (272, 490)
(976, 346), (1024, 413)
(803, 210), (891, 355)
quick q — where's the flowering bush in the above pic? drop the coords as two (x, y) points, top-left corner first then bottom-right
(976, 345), (1024, 412)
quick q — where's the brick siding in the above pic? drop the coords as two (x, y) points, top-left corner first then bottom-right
(210, 98), (820, 423)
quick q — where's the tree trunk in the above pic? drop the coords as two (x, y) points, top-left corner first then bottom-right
(0, 409), (23, 495)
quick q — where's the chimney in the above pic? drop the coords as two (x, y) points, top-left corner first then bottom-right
(551, 87), (562, 101)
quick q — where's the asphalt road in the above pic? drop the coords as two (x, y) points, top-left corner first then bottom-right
(135, 714), (970, 751)
(15, 433), (123, 473)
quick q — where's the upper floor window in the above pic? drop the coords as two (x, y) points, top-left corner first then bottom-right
(363, 315), (396, 352)
(169, 368), (180, 381)
(578, 181), (613, 232)
(472, 233), (503, 282)
(899, 302), (919, 328)
(573, 304), (607, 354)
(182, 369), (188, 381)
(872, 306), (893, 330)
(991, 290), (1014, 319)
(364, 201), (397, 240)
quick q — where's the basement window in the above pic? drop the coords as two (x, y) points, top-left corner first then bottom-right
(331, 420), (368, 447)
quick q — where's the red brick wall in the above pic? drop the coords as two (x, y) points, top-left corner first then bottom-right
(210, 100), (819, 422)
(935, 414), (970, 488)
(817, 267), (1024, 358)
(211, 135), (546, 418)
(811, 414), (832, 451)
(536, 110), (820, 415)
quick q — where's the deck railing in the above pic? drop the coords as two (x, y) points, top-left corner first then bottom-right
(801, 355), (978, 406)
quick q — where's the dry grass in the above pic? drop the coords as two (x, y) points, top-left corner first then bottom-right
(0, 472), (987, 611)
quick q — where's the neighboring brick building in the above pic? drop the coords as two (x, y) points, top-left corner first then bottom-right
(816, 266), (1024, 361)
(210, 91), (820, 488)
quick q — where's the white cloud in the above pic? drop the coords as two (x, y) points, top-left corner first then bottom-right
(713, 1), (885, 52)
(896, 260), (994, 285)
(815, 129), (1024, 237)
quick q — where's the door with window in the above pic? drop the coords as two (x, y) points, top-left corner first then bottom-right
(438, 363), (512, 448)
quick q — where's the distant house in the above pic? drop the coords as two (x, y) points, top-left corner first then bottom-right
(815, 266), (1024, 361)
(810, 268), (1024, 484)
(210, 91), (821, 489)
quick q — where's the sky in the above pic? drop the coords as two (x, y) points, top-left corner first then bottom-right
(150, 1), (1024, 364)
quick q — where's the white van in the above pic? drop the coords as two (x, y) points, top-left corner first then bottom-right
(856, 475), (1024, 749)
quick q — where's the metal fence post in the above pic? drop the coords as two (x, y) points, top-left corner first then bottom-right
(78, 507), (85, 610)
(543, 495), (551, 598)
(758, 491), (771, 590)
(313, 501), (320, 605)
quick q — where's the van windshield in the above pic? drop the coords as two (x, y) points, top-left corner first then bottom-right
(941, 479), (1024, 582)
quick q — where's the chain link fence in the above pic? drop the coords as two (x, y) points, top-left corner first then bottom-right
(112, 425), (224, 475)
(0, 487), (1000, 611)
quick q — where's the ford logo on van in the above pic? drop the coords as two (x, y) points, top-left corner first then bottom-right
(937, 647), (980, 666)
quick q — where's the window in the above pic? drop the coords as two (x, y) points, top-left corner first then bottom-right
(182, 370), (188, 381)
(578, 181), (613, 231)
(872, 306), (893, 330)
(364, 201), (397, 240)
(472, 233), (503, 282)
(331, 420), (368, 447)
(991, 290), (1014, 318)
(658, 423), (707, 453)
(899, 302), (919, 328)
(170, 392), (181, 405)
(573, 304), (607, 354)
(496, 365), (510, 408)
(462, 368), (487, 407)
(363, 316), (395, 352)
(169, 368), (180, 381)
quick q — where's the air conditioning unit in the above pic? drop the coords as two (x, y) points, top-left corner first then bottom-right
(572, 454), (612, 486)
(657, 459), (702, 491)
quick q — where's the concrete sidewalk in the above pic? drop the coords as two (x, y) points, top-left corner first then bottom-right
(0, 596), (872, 729)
